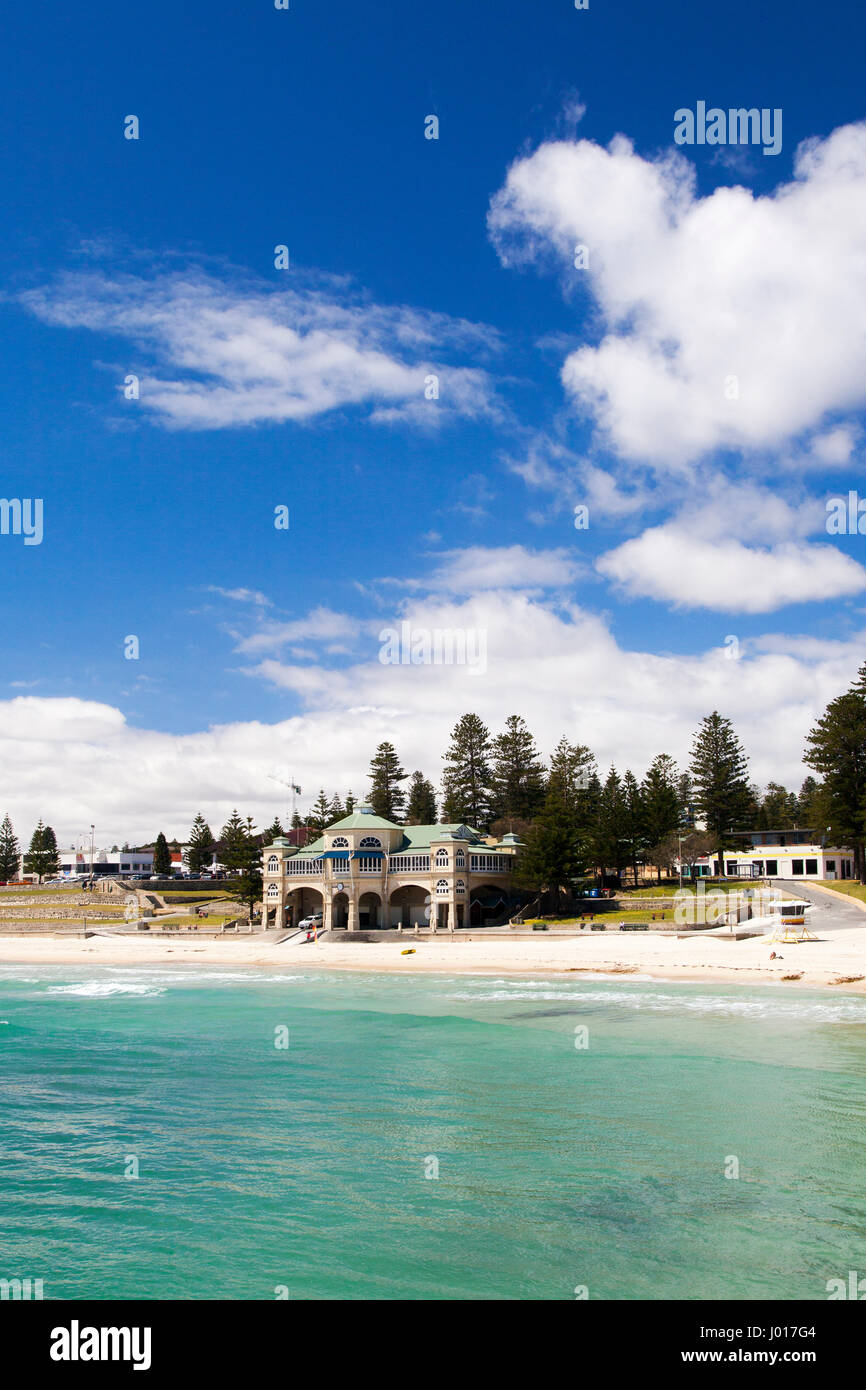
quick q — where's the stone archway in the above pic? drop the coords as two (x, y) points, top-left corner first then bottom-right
(331, 891), (349, 930)
(469, 884), (507, 927)
(287, 885), (324, 929)
(388, 883), (430, 929)
(358, 891), (382, 928)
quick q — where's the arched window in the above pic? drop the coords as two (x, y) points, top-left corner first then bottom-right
(267, 856), (279, 873)
(436, 879), (449, 896)
(331, 836), (349, 848)
(455, 879), (466, 894)
(359, 836), (382, 849)
(435, 848), (449, 867)
(455, 849), (466, 868)
(267, 883), (280, 898)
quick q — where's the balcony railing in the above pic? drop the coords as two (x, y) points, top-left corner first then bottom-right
(286, 859), (323, 876)
(388, 854), (431, 873)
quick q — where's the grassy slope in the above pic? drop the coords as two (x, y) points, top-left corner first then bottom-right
(526, 908), (676, 924)
(816, 880), (866, 902)
(147, 914), (239, 927)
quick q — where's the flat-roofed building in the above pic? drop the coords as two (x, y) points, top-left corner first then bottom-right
(679, 829), (854, 881)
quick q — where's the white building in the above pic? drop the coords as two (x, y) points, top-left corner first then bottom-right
(680, 829), (854, 882)
(19, 848), (155, 881)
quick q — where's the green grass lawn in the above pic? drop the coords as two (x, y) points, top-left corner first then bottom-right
(0, 886), (77, 898)
(162, 890), (234, 903)
(526, 908), (676, 925)
(816, 880), (866, 902)
(0, 919), (126, 929)
(150, 913), (240, 928)
(616, 880), (757, 897)
(613, 884), (679, 897)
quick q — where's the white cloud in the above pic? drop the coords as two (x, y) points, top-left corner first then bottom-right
(235, 607), (357, 655)
(810, 425), (859, 466)
(19, 267), (501, 430)
(489, 122), (866, 467)
(595, 482), (866, 612)
(394, 545), (583, 594)
(3, 597), (863, 843)
(208, 586), (271, 607)
(598, 528), (866, 613)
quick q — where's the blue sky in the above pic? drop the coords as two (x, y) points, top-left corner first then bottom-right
(1, 0), (866, 841)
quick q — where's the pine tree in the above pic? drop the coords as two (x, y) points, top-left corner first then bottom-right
(368, 743), (408, 822)
(441, 713), (493, 829)
(757, 783), (796, 830)
(641, 754), (681, 881)
(345, 791), (356, 815)
(797, 776), (822, 828)
(43, 825), (59, 868)
(264, 816), (285, 842)
(689, 712), (752, 847)
(24, 819), (59, 881)
(0, 814), (19, 882)
(406, 771), (437, 825)
(676, 772), (695, 827)
(328, 795), (345, 824)
(489, 715), (546, 822)
(514, 789), (584, 909)
(547, 738), (595, 811)
(220, 809), (248, 866)
(621, 769), (647, 886)
(805, 667), (866, 880)
(220, 813), (262, 917)
(307, 790), (333, 834)
(187, 814), (215, 874)
(153, 832), (171, 875)
(593, 768), (629, 883)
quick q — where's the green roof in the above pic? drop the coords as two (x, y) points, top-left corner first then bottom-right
(395, 823), (483, 850)
(327, 811), (402, 831)
(288, 821), (512, 858)
(298, 837), (325, 855)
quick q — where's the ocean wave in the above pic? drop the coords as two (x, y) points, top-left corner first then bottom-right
(447, 982), (866, 1022)
(103, 969), (313, 986)
(46, 981), (168, 998)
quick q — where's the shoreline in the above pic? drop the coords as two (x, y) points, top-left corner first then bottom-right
(1, 929), (865, 992)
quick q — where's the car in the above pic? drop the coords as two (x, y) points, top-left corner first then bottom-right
(298, 912), (323, 932)
(200, 872), (214, 880)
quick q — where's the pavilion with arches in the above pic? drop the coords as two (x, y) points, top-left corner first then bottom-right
(260, 805), (522, 932)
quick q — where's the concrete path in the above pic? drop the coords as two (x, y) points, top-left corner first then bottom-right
(771, 879), (866, 931)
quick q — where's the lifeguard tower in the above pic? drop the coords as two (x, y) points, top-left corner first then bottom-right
(767, 898), (817, 943)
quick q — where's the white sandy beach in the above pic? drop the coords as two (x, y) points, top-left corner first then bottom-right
(2, 915), (866, 991)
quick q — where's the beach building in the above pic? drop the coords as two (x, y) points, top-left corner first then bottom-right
(261, 805), (522, 931)
(17, 847), (156, 881)
(679, 828), (854, 881)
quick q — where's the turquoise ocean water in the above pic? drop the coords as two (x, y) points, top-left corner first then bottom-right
(1, 963), (865, 1300)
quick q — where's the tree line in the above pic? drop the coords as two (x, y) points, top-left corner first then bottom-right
(289, 706), (839, 898)
(6, 661), (866, 894)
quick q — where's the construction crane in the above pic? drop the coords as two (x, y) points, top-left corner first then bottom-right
(267, 771), (301, 831)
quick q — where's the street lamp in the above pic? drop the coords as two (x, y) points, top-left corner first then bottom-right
(90, 824), (95, 886)
(678, 833), (684, 890)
